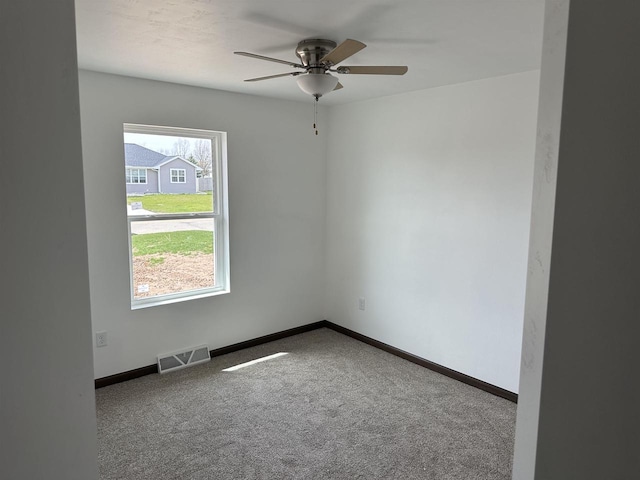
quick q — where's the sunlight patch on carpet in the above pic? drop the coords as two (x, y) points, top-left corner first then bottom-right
(222, 352), (289, 372)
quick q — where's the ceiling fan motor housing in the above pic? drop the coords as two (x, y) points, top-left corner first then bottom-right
(295, 39), (337, 67)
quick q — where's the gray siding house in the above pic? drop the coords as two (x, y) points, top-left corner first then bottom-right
(124, 143), (201, 195)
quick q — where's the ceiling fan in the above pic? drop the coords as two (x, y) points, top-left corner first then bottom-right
(235, 38), (408, 99)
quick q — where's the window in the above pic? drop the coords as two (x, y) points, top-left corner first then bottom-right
(126, 168), (147, 184)
(123, 124), (229, 309)
(170, 168), (186, 183)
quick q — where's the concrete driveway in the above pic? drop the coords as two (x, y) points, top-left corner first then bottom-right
(128, 205), (213, 235)
(130, 218), (213, 235)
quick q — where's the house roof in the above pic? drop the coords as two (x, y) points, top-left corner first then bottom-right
(124, 143), (167, 167)
(124, 143), (200, 169)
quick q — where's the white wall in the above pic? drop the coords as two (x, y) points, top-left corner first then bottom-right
(79, 71), (327, 378)
(80, 70), (540, 393)
(324, 72), (540, 393)
(0, 1), (98, 479)
(526, 1), (640, 477)
(512, 1), (569, 478)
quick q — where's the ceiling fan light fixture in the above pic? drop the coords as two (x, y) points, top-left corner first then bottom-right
(296, 73), (339, 98)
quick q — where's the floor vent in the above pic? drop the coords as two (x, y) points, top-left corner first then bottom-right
(157, 345), (210, 374)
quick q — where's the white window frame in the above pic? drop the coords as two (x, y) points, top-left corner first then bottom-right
(124, 123), (230, 309)
(170, 168), (186, 183)
(126, 168), (147, 184)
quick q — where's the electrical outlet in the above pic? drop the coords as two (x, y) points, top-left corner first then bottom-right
(96, 331), (108, 348)
(358, 297), (366, 311)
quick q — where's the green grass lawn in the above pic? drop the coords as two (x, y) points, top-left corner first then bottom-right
(127, 193), (213, 213)
(131, 231), (213, 256)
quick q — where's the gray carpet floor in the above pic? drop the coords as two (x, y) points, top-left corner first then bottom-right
(96, 328), (516, 479)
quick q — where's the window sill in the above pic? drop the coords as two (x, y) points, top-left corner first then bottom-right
(131, 287), (230, 310)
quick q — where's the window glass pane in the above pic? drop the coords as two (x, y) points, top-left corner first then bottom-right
(123, 125), (227, 309)
(123, 133), (214, 216)
(130, 218), (215, 300)
(170, 169), (185, 183)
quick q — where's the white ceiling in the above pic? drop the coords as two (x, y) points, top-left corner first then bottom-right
(75, 0), (545, 106)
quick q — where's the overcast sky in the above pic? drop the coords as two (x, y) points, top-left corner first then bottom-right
(123, 132), (200, 155)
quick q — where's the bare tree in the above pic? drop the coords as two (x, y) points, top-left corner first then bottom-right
(172, 138), (191, 159)
(192, 139), (213, 177)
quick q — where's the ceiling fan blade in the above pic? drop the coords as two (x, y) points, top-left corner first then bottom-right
(234, 51), (304, 69)
(334, 82), (344, 91)
(244, 72), (302, 82)
(337, 66), (408, 75)
(320, 39), (366, 66)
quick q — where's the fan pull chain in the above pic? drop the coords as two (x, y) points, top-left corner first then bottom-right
(313, 96), (319, 135)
